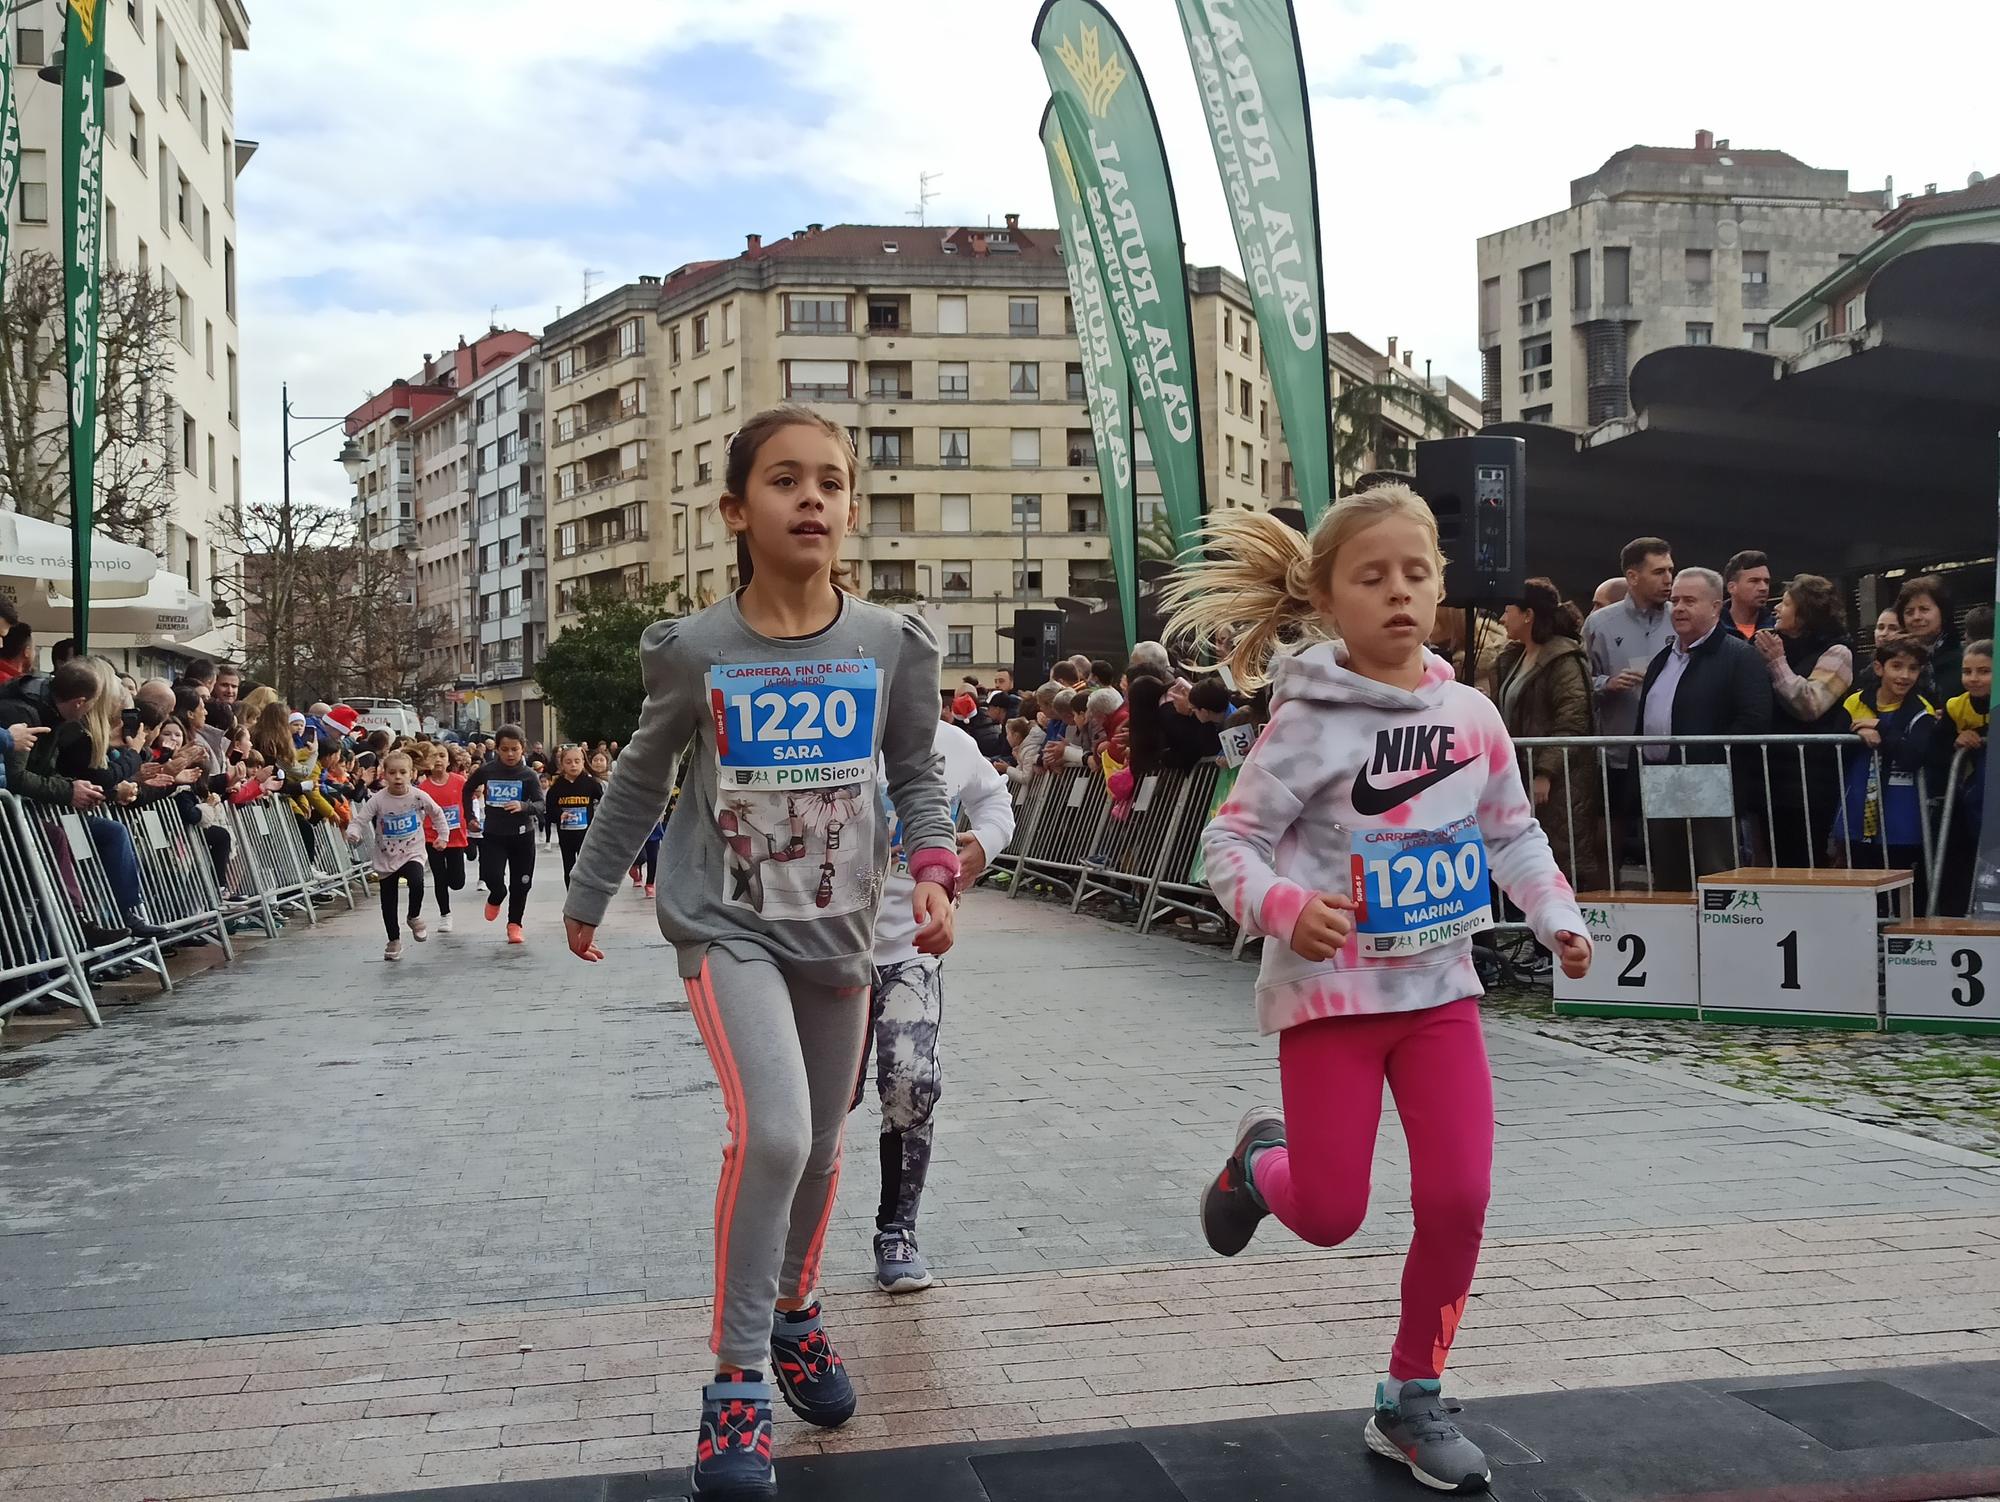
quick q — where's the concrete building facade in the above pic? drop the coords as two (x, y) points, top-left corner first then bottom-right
(541, 222), (1306, 683)
(1476, 130), (1884, 428)
(8, 0), (252, 659)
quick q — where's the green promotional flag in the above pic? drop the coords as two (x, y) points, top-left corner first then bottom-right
(0, 2), (19, 306)
(1033, 0), (1207, 559)
(1039, 102), (1137, 652)
(60, 0), (107, 651)
(1175, 0), (1334, 526)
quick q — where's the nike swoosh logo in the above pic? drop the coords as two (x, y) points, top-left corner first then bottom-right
(1349, 757), (1478, 816)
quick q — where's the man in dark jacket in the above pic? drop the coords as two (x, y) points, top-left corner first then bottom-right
(969, 692), (1017, 764)
(1634, 566), (1773, 887)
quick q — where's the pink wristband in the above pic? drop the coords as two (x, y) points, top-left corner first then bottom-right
(908, 848), (963, 896)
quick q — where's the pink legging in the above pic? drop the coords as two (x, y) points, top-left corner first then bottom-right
(1250, 997), (1494, 1382)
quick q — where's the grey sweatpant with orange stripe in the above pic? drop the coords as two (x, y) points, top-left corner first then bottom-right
(684, 944), (871, 1371)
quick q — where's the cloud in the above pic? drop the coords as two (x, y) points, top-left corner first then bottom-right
(240, 0), (1998, 520)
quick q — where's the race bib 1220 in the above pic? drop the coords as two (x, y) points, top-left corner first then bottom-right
(708, 658), (881, 792)
(1350, 817), (1493, 956)
(559, 806), (590, 829)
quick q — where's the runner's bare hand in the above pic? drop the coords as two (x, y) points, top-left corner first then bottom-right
(955, 831), (988, 885)
(912, 881), (956, 956)
(565, 917), (602, 963)
(1554, 929), (1592, 980)
(1289, 893), (1356, 962)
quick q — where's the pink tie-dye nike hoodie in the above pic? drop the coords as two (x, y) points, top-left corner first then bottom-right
(1203, 641), (1585, 1035)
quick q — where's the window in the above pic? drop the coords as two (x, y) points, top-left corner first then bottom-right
(671, 387), (684, 427)
(784, 359), (851, 401)
(176, 49), (189, 112)
(16, 25), (43, 66)
(869, 495), (913, 533)
(939, 428), (970, 467)
(938, 362), (969, 400)
(868, 297), (903, 332)
(1068, 429), (1097, 466)
(206, 434), (216, 490)
(176, 288), (192, 349)
(669, 324), (681, 363)
(694, 377), (712, 419)
(693, 313), (710, 352)
(1069, 495), (1103, 533)
(1521, 336), (1552, 370)
(1742, 250), (1769, 286)
(1009, 296), (1040, 334)
(221, 136), (232, 213)
(1521, 404), (1553, 423)
(945, 628), (974, 667)
(1571, 249), (1590, 311)
(669, 450), (682, 488)
(942, 560), (973, 597)
(1010, 429), (1040, 467)
(1066, 363), (1086, 403)
(16, 149), (46, 223)
(157, 143), (169, 230)
(695, 441), (713, 483)
(1223, 309), (1232, 347)
(722, 300), (737, 344)
(1011, 494), (1041, 531)
(1844, 293), (1866, 331)
(181, 413), (196, 472)
(1518, 262), (1551, 324)
(941, 494), (971, 532)
(1221, 372), (1233, 414)
(198, 90), (208, 147)
(871, 561), (914, 595)
(1013, 561), (1043, 598)
(1010, 361), (1039, 399)
(1685, 249), (1712, 285)
(223, 241), (236, 318)
(937, 295), (967, 335)
(128, 0), (141, 35)
(1746, 323), (1770, 351)
(1242, 440), (1254, 476)
(1685, 322), (1713, 346)
(868, 430), (906, 467)
(1604, 246), (1630, 305)
(129, 101), (145, 164)
(226, 348), (237, 425)
(203, 319), (213, 375)
(555, 349), (575, 384)
(619, 318), (641, 357)
(1063, 296), (1076, 333)
(723, 367), (738, 409)
(1239, 379), (1252, 415)
(785, 295), (847, 334)
(200, 205), (210, 260)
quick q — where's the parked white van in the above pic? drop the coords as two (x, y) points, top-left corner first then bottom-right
(337, 697), (423, 738)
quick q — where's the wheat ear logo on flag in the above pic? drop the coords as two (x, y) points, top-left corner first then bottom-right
(70, 0), (96, 44)
(1056, 25), (1125, 116)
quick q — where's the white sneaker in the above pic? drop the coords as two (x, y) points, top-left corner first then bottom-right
(384, 939), (403, 961)
(438, 913), (454, 934)
(409, 916), (429, 942)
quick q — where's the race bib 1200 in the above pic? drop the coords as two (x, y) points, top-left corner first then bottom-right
(708, 658), (881, 791)
(1350, 816), (1493, 956)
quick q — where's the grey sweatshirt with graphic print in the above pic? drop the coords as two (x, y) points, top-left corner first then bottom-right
(562, 592), (954, 988)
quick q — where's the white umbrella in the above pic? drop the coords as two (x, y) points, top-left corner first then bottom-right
(0, 511), (159, 599)
(40, 574), (214, 642)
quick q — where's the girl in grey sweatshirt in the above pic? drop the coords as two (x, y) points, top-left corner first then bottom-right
(560, 407), (958, 1498)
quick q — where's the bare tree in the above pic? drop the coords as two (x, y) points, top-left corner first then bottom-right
(217, 498), (453, 708)
(0, 250), (180, 543)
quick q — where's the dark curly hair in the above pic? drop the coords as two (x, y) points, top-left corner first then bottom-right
(1781, 573), (1847, 643)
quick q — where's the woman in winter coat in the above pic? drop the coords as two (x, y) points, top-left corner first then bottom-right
(1489, 578), (1608, 894)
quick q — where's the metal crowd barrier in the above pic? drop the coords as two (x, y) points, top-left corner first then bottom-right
(975, 773), (1048, 890)
(1072, 766), (1196, 919)
(227, 798), (320, 924)
(0, 794), (98, 1024)
(107, 799), (234, 959)
(1143, 761), (1228, 936)
(15, 797), (171, 994)
(1006, 765), (1112, 904)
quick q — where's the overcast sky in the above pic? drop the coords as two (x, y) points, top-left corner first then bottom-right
(239, 0), (1992, 514)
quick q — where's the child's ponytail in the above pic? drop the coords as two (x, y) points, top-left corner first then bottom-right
(1160, 510), (1325, 690)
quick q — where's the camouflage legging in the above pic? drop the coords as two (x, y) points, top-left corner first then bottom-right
(851, 956), (944, 1234)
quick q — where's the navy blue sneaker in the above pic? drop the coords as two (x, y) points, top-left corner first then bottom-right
(770, 1302), (856, 1428)
(691, 1376), (775, 1500)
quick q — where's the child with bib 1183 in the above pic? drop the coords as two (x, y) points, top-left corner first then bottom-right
(348, 749), (449, 962)
(1162, 486), (1591, 1496)
(560, 405), (958, 1502)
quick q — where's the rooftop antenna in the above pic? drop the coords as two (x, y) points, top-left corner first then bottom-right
(909, 171), (941, 226)
(582, 267), (606, 303)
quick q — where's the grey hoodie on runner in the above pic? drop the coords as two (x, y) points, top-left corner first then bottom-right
(563, 591), (956, 989)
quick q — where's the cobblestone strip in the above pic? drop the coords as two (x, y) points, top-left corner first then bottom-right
(4, 1212), (1999, 1500)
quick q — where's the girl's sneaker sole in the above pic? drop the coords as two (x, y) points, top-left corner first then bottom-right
(877, 1269), (934, 1294)
(1364, 1415), (1490, 1494)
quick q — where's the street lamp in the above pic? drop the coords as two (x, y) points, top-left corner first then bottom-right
(271, 382), (360, 700)
(668, 499), (694, 613)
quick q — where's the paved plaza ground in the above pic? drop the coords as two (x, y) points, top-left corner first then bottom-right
(3, 874), (1999, 1499)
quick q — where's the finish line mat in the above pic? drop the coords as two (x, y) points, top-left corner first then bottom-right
(344, 1359), (2000, 1502)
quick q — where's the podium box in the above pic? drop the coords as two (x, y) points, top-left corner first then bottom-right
(1553, 891), (1699, 1018)
(1883, 918), (2000, 1036)
(1696, 867), (1911, 1029)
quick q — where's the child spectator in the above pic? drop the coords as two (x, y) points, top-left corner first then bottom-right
(1934, 639), (1991, 913)
(1837, 634), (1937, 902)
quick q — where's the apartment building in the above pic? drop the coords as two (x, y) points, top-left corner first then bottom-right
(410, 386), (473, 699)
(462, 343), (546, 735)
(1476, 131), (1883, 427)
(8, 0), (252, 658)
(1327, 332), (1480, 485)
(543, 221), (1294, 681)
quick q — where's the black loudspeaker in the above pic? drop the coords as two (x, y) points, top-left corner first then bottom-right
(1007, 609), (1064, 685)
(1414, 436), (1527, 600)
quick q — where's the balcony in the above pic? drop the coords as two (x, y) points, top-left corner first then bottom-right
(369, 521), (416, 551)
(559, 526), (650, 562)
(480, 659), (525, 685)
(518, 439), (544, 465)
(562, 463), (648, 504)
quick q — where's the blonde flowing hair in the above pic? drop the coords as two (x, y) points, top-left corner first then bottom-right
(1160, 484), (1445, 689)
(80, 657), (125, 767)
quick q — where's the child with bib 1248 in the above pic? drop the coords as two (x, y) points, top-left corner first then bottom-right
(560, 403), (959, 1502)
(348, 749), (449, 962)
(1162, 485), (1591, 1496)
